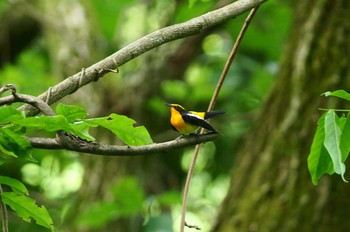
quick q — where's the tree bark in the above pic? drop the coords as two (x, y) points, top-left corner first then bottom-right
(213, 0), (350, 231)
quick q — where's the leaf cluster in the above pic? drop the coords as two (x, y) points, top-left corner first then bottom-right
(0, 103), (153, 158)
(0, 103), (153, 230)
(0, 176), (54, 231)
(308, 90), (350, 184)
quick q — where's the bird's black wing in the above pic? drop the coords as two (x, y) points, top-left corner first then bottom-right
(182, 113), (217, 132)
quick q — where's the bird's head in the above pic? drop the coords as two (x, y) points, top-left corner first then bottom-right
(165, 103), (186, 113)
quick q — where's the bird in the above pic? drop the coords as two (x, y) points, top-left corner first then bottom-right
(165, 103), (225, 135)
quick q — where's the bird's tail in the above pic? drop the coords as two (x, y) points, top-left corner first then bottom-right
(204, 110), (225, 119)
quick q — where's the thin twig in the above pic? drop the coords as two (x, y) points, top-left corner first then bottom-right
(207, 7), (260, 112)
(0, 184), (9, 232)
(180, 7), (260, 232)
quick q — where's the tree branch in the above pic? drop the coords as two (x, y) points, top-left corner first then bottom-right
(0, 84), (55, 116)
(19, 0), (267, 116)
(27, 133), (218, 156)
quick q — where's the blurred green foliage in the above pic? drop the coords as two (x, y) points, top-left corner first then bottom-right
(0, 48), (54, 96)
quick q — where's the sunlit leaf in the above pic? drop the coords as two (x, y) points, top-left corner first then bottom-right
(13, 115), (71, 132)
(308, 113), (334, 185)
(56, 103), (88, 122)
(1, 192), (54, 231)
(0, 176), (29, 195)
(323, 90), (350, 101)
(323, 110), (347, 182)
(0, 106), (25, 124)
(84, 114), (153, 146)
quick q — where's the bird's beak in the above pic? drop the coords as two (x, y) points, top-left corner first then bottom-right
(165, 103), (172, 107)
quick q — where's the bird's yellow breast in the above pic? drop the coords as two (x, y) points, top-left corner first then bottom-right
(170, 107), (198, 135)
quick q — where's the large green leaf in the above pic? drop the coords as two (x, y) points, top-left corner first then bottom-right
(0, 176), (28, 195)
(323, 110), (347, 182)
(56, 103), (88, 122)
(13, 112), (94, 141)
(55, 104), (94, 141)
(10, 107), (152, 146)
(84, 114), (153, 146)
(13, 115), (71, 132)
(323, 90), (350, 102)
(1, 192), (54, 231)
(307, 113), (333, 185)
(0, 106), (25, 124)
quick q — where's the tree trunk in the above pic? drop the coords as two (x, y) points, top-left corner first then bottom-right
(213, 0), (350, 231)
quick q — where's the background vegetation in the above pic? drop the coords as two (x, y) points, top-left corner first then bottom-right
(1, 0), (349, 231)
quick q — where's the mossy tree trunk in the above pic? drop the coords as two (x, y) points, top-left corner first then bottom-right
(213, 0), (350, 231)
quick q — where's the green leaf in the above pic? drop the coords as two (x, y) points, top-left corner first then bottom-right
(0, 127), (31, 149)
(307, 113), (333, 185)
(323, 90), (350, 101)
(188, 0), (198, 8)
(56, 103), (88, 122)
(0, 176), (29, 195)
(0, 143), (16, 157)
(13, 115), (71, 132)
(339, 114), (350, 162)
(84, 114), (153, 146)
(323, 110), (347, 182)
(0, 127), (32, 157)
(1, 192), (54, 231)
(13, 114), (94, 141)
(0, 106), (25, 124)
(70, 122), (95, 141)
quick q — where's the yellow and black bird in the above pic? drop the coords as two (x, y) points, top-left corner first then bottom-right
(166, 103), (225, 135)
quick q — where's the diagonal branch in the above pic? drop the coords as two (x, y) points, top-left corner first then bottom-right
(19, 0), (267, 116)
